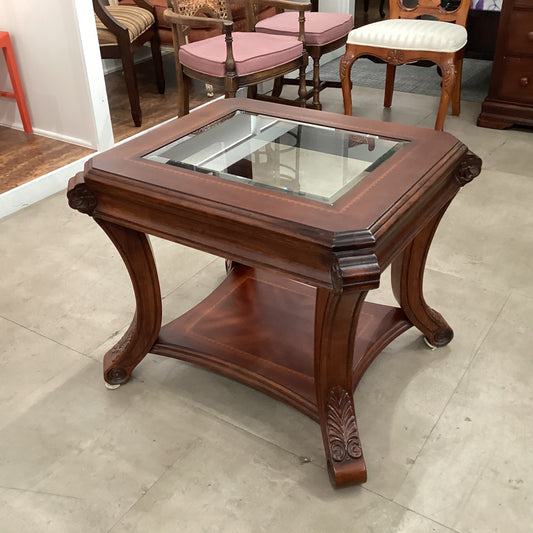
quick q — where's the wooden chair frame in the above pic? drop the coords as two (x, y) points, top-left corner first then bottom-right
(94, 0), (165, 126)
(340, 0), (470, 131)
(249, 0), (353, 110)
(165, 0), (309, 116)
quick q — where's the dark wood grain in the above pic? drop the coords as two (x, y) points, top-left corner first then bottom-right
(0, 127), (94, 194)
(68, 98), (482, 488)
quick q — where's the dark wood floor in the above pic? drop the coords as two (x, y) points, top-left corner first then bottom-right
(108, 51), (214, 143)
(0, 0), (385, 195)
(0, 128), (95, 195)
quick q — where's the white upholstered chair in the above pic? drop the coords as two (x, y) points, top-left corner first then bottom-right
(340, 0), (470, 131)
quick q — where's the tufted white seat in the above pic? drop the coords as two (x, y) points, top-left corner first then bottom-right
(340, 0), (471, 131)
(346, 19), (467, 53)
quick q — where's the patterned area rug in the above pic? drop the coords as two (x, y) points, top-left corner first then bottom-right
(320, 57), (492, 103)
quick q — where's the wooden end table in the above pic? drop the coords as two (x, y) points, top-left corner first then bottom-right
(67, 99), (481, 488)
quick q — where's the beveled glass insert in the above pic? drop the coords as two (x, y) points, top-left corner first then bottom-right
(144, 111), (407, 204)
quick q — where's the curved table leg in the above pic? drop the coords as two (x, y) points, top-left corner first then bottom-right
(314, 287), (367, 488)
(96, 220), (162, 386)
(391, 202), (454, 347)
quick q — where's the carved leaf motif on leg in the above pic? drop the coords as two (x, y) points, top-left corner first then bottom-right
(327, 385), (362, 462)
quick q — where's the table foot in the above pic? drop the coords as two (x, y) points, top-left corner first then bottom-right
(422, 311), (453, 348)
(324, 385), (367, 488)
(423, 336), (437, 350)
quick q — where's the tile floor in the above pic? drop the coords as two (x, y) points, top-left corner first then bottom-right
(1, 86), (532, 533)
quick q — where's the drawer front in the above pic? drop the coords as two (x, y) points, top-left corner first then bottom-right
(507, 9), (533, 55)
(499, 57), (533, 102)
(513, 0), (533, 9)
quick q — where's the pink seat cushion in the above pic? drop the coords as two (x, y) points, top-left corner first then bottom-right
(179, 32), (303, 77)
(255, 12), (353, 46)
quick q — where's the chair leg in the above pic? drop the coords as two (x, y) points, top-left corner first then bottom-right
(176, 64), (189, 116)
(340, 49), (357, 116)
(247, 85), (258, 99)
(384, 64), (396, 108)
(225, 75), (238, 99)
(435, 57), (456, 131)
(272, 76), (284, 98)
(297, 61), (307, 106)
(311, 49), (322, 111)
(150, 36), (165, 95)
(451, 57), (463, 116)
(121, 46), (142, 127)
(379, 0), (386, 17)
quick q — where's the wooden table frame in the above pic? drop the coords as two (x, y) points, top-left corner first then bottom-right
(68, 99), (481, 488)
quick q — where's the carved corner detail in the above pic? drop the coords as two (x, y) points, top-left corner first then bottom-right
(330, 252), (380, 292)
(386, 49), (405, 65)
(67, 182), (97, 215)
(326, 386), (362, 462)
(453, 151), (482, 186)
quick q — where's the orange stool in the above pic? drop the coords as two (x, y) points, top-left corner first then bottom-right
(0, 31), (32, 133)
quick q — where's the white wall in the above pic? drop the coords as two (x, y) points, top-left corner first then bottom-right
(0, 0), (113, 150)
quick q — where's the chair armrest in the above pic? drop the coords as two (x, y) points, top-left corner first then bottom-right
(165, 9), (236, 76)
(246, 0), (311, 43)
(164, 8), (232, 46)
(164, 9), (230, 30)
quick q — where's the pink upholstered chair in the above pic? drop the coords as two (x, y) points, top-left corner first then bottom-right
(164, 0), (309, 116)
(340, 0), (470, 131)
(253, 2), (353, 109)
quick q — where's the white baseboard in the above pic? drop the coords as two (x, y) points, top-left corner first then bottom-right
(32, 128), (95, 149)
(0, 155), (92, 220)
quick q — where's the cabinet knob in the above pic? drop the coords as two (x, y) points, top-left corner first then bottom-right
(520, 77), (530, 87)
(528, 31), (533, 41)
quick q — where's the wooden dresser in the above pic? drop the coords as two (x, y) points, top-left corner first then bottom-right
(477, 0), (533, 129)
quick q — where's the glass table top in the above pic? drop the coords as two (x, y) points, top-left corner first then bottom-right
(144, 111), (407, 205)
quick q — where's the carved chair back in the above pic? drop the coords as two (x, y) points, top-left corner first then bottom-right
(167, 0), (232, 21)
(389, 0), (470, 27)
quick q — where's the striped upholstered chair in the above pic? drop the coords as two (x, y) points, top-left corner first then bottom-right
(94, 0), (165, 126)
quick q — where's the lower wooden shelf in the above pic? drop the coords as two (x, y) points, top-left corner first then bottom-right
(152, 265), (412, 420)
